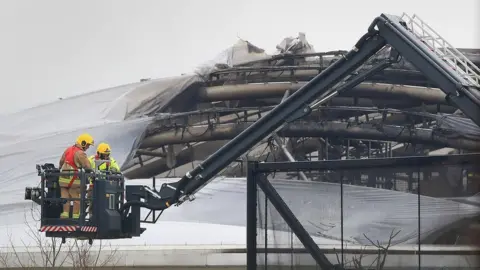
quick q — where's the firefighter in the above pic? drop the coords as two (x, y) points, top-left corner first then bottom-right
(88, 142), (120, 172)
(87, 142), (120, 217)
(58, 133), (94, 219)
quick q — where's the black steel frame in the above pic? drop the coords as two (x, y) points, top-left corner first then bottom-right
(141, 176), (164, 224)
(245, 153), (480, 270)
(147, 13), (480, 216)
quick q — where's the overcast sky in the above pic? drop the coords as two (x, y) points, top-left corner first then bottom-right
(0, 0), (478, 115)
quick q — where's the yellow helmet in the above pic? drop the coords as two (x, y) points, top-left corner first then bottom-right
(96, 142), (111, 155)
(76, 133), (94, 148)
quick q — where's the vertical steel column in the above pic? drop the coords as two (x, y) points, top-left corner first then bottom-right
(417, 167), (422, 268)
(79, 169), (86, 226)
(256, 174), (335, 269)
(340, 172), (344, 267)
(408, 171), (413, 192)
(40, 170), (46, 225)
(246, 162), (257, 270)
(152, 176), (156, 223)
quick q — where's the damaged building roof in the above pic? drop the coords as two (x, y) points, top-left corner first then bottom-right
(1, 30), (480, 249)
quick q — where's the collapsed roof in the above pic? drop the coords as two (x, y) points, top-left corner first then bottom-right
(1, 31), (480, 247)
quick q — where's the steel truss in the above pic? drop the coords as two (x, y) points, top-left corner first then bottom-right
(245, 153), (480, 269)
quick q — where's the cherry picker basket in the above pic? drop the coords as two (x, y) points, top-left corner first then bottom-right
(25, 163), (127, 242)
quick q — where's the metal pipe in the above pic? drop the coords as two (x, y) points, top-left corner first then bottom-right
(135, 149), (166, 158)
(272, 134), (309, 181)
(125, 141), (228, 179)
(271, 89), (309, 181)
(198, 82), (447, 104)
(127, 138), (327, 179)
(140, 122), (480, 151)
(209, 67), (428, 86)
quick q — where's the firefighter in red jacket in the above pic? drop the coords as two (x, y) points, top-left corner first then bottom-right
(58, 134), (94, 219)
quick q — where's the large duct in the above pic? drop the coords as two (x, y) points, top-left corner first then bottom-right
(198, 82), (447, 104)
(139, 122), (480, 151)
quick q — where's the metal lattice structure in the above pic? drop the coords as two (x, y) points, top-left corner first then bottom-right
(121, 17), (480, 205)
(401, 13), (480, 87)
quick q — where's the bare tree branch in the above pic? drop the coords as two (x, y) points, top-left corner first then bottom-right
(2, 204), (119, 269)
(334, 228), (401, 269)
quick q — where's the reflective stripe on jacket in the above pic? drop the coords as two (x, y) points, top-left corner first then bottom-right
(59, 145), (86, 187)
(88, 155), (120, 187)
(88, 155), (120, 172)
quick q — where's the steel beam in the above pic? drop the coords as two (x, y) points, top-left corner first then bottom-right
(254, 153), (480, 173)
(376, 14), (480, 126)
(253, 169), (335, 269)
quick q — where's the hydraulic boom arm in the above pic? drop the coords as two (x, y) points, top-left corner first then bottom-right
(121, 13), (480, 214)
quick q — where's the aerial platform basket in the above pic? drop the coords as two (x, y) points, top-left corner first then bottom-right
(25, 163), (146, 244)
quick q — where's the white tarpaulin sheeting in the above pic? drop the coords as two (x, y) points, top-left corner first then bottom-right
(1, 73), (480, 248)
(0, 38), (479, 249)
(0, 74), (206, 247)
